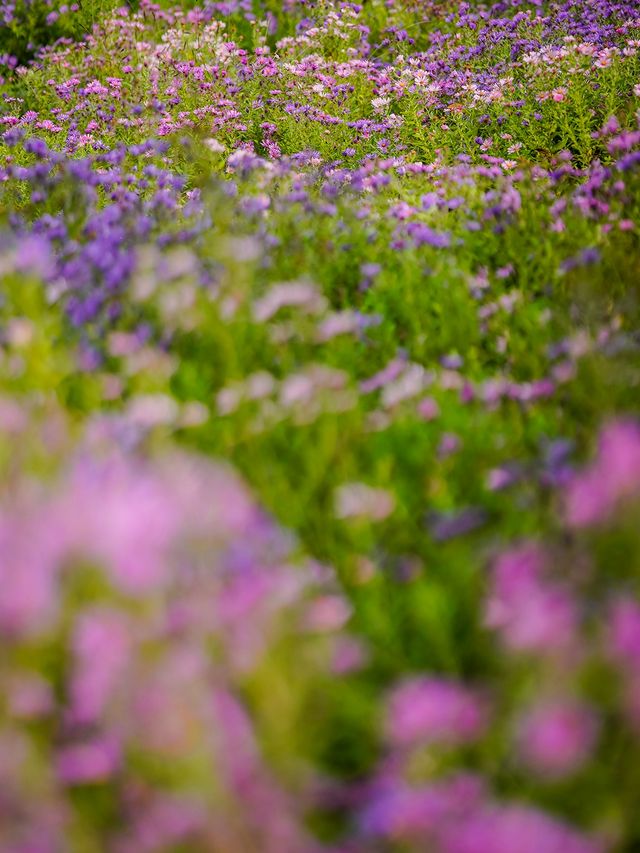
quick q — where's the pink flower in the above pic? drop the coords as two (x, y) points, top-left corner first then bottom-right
(417, 397), (440, 421)
(0, 515), (62, 639)
(565, 420), (640, 528)
(608, 598), (640, 669)
(113, 796), (206, 853)
(56, 737), (121, 785)
(445, 805), (604, 853)
(386, 678), (487, 747)
(361, 774), (485, 842)
(331, 636), (368, 674)
(7, 673), (54, 719)
(485, 544), (578, 656)
(305, 595), (352, 632)
(69, 608), (132, 724)
(516, 700), (598, 778)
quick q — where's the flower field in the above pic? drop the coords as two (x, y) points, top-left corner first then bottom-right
(2, 0), (640, 849)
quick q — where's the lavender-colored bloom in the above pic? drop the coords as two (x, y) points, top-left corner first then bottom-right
(361, 774), (485, 842)
(406, 221), (451, 248)
(427, 507), (488, 542)
(13, 234), (54, 278)
(360, 358), (407, 394)
(360, 262), (381, 279)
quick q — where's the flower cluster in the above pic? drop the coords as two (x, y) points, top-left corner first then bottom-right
(0, 402), (354, 851)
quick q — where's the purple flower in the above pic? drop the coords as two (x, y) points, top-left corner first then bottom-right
(361, 774), (485, 842)
(427, 507), (488, 541)
(406, 221), (451, 248)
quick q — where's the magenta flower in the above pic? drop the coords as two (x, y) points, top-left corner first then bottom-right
(608, 598), (640, 670)
(68, 608), (133, 724)
(565, 420), (640, 528)
(7, 673), (54, 719)
(445, 805), (604, 853)
(485, 544), (578, 656)
(516, 700), (599, 779)
(361, 774), (486, 842)
(56, 736), (121, 785)
(386, 677), (487, 748)
(0, 515), (62, 639)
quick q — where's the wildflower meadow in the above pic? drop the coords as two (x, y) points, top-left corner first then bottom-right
(1, 0), (640, 849)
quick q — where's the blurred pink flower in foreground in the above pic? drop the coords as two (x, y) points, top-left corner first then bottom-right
(516, 699), (599, 779)
(386, 677), (487, 748)
(485, 543), (578, 655)
(565, 420), (640, 527)
(0, 412), (339, 852)
(445, 804), (604, 853)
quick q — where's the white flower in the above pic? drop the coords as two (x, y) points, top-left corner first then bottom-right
(204, 138), (225, 154)
(335, 483), (395, 521)
(371, 96), (391, 114)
